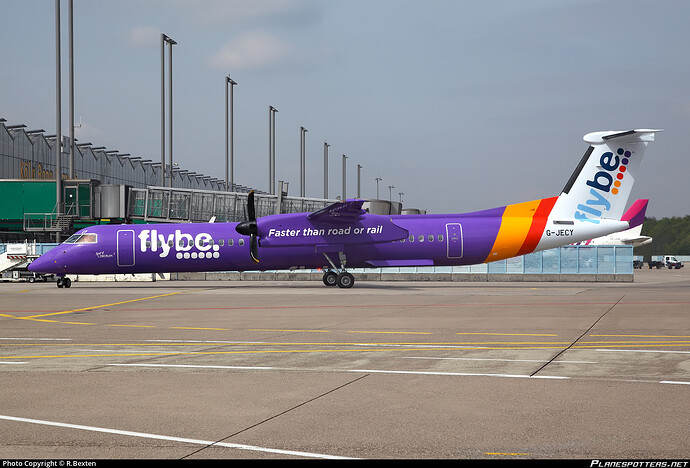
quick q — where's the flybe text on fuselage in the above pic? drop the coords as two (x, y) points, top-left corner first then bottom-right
(575, 148), (628, 224)
(137, 229), (220, 258)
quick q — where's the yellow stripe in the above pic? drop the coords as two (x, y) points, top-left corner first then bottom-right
(170, 327), (231, 331)
(456, 332), (558, 337)
(22, 291), (195, 319)
(485, 199), (541, 262)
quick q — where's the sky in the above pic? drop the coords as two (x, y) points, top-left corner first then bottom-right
(1, 0), (689, 218)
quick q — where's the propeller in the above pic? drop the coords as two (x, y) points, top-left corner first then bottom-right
(235, 190), (260, 263)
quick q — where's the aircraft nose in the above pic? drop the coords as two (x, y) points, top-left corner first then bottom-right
(28, 250), (62, 274)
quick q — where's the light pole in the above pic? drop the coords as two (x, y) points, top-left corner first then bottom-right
(375, 177), (382, 200)
(323, 141), (330, 199)
(225, 75), (237, 191)
(399, 192), (404, 203)
(357, 164), (362, 198)
(388, 185), (394, 202)
(268, 106), (278, 195)
(54, 0), (62, 233)
(68, 0), (74, 179)
(160, 33), (176, 187)
(300, 126), (308, 197)
(342, 154), (348, 200)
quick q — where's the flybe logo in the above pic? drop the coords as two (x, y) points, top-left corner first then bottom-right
(575, 148), (631, 224)
(138, 229), (221, 260)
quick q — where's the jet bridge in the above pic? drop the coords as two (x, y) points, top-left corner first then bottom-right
(127, 185), (338, 223)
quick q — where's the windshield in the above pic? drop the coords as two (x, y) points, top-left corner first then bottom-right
(64, 233), (98, 244)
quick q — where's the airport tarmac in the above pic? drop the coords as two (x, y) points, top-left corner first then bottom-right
(0, 267), (688, 460)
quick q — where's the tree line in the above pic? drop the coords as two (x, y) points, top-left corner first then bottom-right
(634, 216), (690, 259)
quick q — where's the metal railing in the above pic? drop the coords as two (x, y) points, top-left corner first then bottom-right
(128, 186), (337, 223)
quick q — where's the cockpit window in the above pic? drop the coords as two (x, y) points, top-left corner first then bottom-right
(64, 233), (98, 244)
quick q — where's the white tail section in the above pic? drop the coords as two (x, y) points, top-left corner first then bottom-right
(550, 129), (660, 224)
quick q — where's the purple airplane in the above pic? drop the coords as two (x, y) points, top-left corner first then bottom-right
(29, 129), (659, 289)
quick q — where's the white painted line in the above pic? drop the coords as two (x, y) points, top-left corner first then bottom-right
(354, 343), (489, 349)
(348, 369), (569, 380)
(0, 414), (355, 460)
(109, 363), (571, 380)
(145, 339), (267, 344)
(0, 361), (27, 364)
(401, 357), (597, 364)
(110, 363), (276, 371)
(0, 338), (72, 341)
(660, 381), (690, 385)
(595, 349), (690, 355)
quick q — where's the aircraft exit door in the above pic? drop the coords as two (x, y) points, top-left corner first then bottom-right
(445, 223), (463, 258)
(117, 230), (135, 267)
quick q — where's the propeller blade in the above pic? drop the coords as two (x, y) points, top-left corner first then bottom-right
(250, 235), (259, 264)
(247, 190), (256, 221)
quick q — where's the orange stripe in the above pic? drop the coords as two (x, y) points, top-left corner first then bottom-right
(485, 199), (542, 262)
(516, 196), (558, 256)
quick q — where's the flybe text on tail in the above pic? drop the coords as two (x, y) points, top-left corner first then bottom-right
(576, 147), (632, 224)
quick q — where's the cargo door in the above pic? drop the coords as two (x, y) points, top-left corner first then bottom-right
(117, 229), (135, 267)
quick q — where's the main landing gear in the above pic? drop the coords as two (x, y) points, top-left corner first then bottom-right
(321, 252), (355, 289)
(56, 276), (72, 288)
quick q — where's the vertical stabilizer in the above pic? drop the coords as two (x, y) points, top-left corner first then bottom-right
(550, 129), (660, 223)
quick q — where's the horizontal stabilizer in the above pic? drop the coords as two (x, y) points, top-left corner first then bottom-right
(307, 200), (366, 222)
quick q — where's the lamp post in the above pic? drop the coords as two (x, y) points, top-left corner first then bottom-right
(225, 75), (237, 192)
(399, 192), (404, 203)
(68, 0), (75, 179)
(300, 126), (308, 197)
(342, 154), (347, 201)
(268, 106), (278, 195)
(54, 0), (64, 242)
(357, 164), (362, 198)
(375, 177), (382, 200)
(388, 185), (394, 202)
(160, 33), (176, 187)
(323, 141), (330, 199)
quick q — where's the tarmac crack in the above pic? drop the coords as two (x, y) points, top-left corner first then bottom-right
(179, 373), (370, 459)
(530, 295), (624, 377)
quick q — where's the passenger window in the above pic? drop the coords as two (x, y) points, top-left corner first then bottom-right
(418, 235), (424, 242)
(168, 240), (174, 247)
(238, 239), (245, 246)
(228, 239), (234, 246)
(409, 235), (414, 242)
(219, 239), (224, 247)
(146, 241), (151, 248)
(438, 235), (443, 242)
(428, 235), (434, 242)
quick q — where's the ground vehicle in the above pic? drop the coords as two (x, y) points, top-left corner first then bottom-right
(648, 259), (664, 269)
(663, 255), (684, 269)
(633, 260), (644, 269)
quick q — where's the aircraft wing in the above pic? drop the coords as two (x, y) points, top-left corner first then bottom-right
(307, 200), (366, 223)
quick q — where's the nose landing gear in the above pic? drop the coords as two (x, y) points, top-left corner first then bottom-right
(56, 277), (72, 288)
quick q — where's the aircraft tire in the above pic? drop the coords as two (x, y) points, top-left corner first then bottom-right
(323, 271), (338, 287)
(64, 277), (72, 288)
(57, 278), (63, 288)
(336, 272), (354, 289)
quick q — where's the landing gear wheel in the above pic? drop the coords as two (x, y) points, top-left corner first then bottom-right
(57, 278), (64, 288)
(63, 277), (72, 288)
(322, 270), (338, 287)
(336, 272), (354, 289)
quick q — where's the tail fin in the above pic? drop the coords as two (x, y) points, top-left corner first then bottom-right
(550, 129), (660, 224)
(621, 199), (648, 228)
